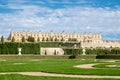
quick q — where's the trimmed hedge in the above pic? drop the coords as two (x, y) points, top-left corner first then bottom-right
(63, 48), (82, 55)
(69, 55), (76, 59)
(59, 42), (81, 48)
(0, 42), (120, 55)
(0, 42), (81, 55)
(96, 54), (120, 59)
(0, 42), (59, 54)
(86, 48), (120, 55)
(0, 42), (40, 54)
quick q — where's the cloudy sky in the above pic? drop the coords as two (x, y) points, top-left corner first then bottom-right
(0, 0), (120, 40)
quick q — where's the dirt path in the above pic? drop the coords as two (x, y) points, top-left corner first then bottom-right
(74, 64), (94, 69)
(0, 72), (120, 79)
(74, 60), (119, 69)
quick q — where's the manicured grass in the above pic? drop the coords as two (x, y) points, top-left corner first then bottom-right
(0, 74), (119, 80)
(0, 59), (120, 75)
(94, 62), (120, 69)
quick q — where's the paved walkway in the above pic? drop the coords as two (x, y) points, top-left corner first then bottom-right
(0, 72), (120, 79)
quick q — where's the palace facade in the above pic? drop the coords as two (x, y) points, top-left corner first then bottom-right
(8, 31), (120, 48)
(8, 31), (102, 42)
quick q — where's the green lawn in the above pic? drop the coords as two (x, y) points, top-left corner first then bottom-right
(94, 62), (120, 69)
(0, 74), (119, 80)
(0, 59), (120, 75)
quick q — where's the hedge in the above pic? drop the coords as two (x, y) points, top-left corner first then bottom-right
(0, 43), (39, 54)
(0, 42), (81, 54)
(0, 42), (59, 54)
(86, 48), (120, 55)
(59, 42), (80, 48)
(0, 42), (120, 55)
(96, 54), (120, 59)
(63, 48), (82, 55)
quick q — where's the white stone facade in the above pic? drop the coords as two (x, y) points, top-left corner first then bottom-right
(8, 31), (120, 48)
(40, 48), (64, 55)
(81, 41), (120, 48)
(8, 31), (102, 43)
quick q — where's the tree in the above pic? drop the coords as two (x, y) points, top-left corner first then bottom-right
(27, 36), (31, 42)
(22, 36), (25, 42)
(27, 36), (35, 42)
(46, 37), (49, 41)
(32, 37), (35, 42)
(68, 38), (77, 42)
(42, 37), (45, 41)
(1, 36), (4, 43)
(61, 37), (64, 41)
(37, 37), (40, 42)
(45, 50), (47, 55)
(55, 37), (58, 41)
(50, 37), (53, 41)
(54, 50), (57, 55)
(11, 37), (15, 42)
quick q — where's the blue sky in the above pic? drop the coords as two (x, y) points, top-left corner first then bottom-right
(0, 0), (120, 40)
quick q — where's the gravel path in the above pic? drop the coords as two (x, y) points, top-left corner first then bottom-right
(74, 64), (94, 69)
(0, 72), (120, 79)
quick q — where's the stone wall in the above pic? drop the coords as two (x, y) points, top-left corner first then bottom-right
(40, 48), (64, 55)
(81, 41), (120, 48)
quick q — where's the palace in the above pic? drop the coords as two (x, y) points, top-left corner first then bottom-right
(8, 31), (120, 48)
(8, 31), (102, 43)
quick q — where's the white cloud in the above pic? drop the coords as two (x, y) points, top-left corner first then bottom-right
(48, 0), (88, 4)
(0, 3), (120, 39)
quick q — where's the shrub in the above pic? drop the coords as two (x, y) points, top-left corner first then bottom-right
(63, 48), (82, 55)
(69, 55), (76, 59)
(96, 54), (120, 59)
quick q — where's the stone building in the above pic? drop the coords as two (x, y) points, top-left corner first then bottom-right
(8, 31), (120, 48)
(8, 31), (102, 43)
(41, 48), (64, 55)
(81, 40), (120, 48)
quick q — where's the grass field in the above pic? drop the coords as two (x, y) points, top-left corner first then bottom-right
(0, 59), (119, 76)
(0, 74), (120, 80)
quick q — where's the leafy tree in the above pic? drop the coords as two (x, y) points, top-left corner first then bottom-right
(37, 37), (40, 42)
(54, 50), (57, 55)
(27, 36), (35, 42)
(45, 50), (47, 55)
(42, 37), (45, 41)
(27, 36), (32, 42)
(1, 36), (4, 43)
(61, 37), (64, 41)
(50, 37), (53, 41)
(55, 37), (58, 41)
(11, 37), (15, 42)
(68, 38), (77, 42)
(46, 37), (49, 41)
(33, 37), (35, 42)
(22, 36), (25, 42)
(27, 36), (31, 42)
